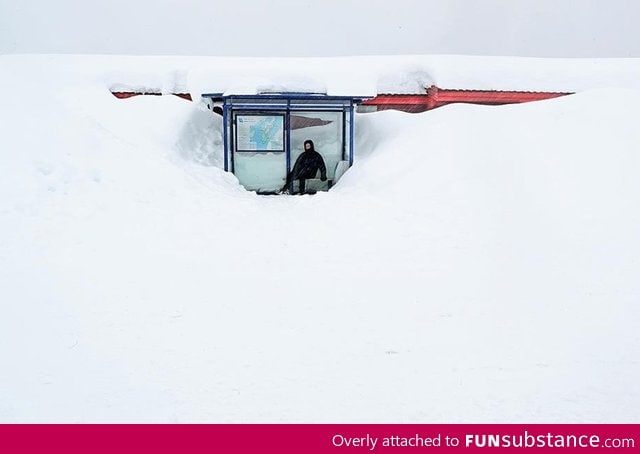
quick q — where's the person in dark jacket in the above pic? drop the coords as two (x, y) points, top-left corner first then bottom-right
(282, 139), (327, 194)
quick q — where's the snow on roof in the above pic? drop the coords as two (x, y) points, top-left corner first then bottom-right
(4, 54), (640, 99)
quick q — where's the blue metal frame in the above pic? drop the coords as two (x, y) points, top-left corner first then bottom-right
(349, 102), (355, 166)
(221, 105), (346, 112)
(341, 110), (347, 161)
(222, 104), (229, 171)
(285, 110), (291, 177)
(203, 93), (366, 103)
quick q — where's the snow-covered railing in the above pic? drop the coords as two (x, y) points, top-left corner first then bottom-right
(111, 91), (192, 101)
(361, 85), (573, 113)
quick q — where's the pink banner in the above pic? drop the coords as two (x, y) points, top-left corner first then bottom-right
(0, 424), (638, 453)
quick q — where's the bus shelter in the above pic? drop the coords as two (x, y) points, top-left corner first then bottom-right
(202, 93), (367, 194)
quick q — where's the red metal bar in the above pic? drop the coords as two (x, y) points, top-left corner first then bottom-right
(361, 95), (430, 106)
(111, 92), (192, 101)
(173, 93), (192, 101)
(365, 86), (573, 112)
(433, 89), (568, 104)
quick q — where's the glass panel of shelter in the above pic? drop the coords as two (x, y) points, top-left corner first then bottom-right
(289, 111), (345, 193)
(232, 112), (287, 193)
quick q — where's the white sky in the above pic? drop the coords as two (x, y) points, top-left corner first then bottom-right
(1, 0), (638, 57)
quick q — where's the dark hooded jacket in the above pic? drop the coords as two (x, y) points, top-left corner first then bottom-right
(290, 140), (327, 180)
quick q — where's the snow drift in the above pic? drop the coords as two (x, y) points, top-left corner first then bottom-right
(0, 55), (639, 422)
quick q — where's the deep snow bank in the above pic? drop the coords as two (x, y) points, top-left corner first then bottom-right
(3, 54), (640, 97)
(0, 55), (639, 422)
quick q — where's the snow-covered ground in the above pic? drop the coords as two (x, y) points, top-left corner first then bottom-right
(0, 55), (639, 422)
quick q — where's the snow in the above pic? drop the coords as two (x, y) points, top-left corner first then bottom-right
(0, 54), (639, 422)
(4, 54), (640, 98)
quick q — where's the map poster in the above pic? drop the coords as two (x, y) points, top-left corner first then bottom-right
(236, 115), (284, 152)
